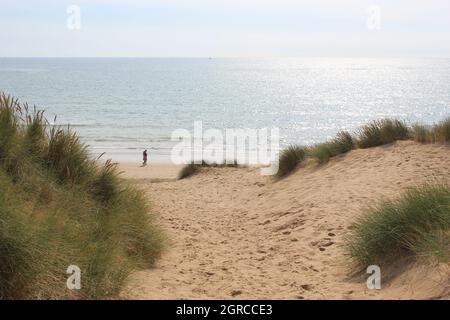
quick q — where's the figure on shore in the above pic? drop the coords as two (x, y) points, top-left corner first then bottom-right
(142, 149), (148, 167)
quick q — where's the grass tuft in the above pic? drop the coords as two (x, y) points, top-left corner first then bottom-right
(412, 124), (431, 143)
(178, 160), (240, 180)
(277, 145), (306, 178)
(357, 119), (410, 148)
(332, 131), (355, 154)
(24, 107), (47, 159)
(433, 118), (450, 143)
(346, 184), (450, 269)
(412, 118), (450, 143)
(91, 159), (121, 203)
(178, 163), (201, 180)
(309, 131), (355, 164)
(46, 126), (94, 184)
(0, 93), (163, 299)
(308, 143), (333, 164)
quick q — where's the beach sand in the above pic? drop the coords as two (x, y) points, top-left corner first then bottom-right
(117, 162), (183, 182)
(119, 141), (450, 299)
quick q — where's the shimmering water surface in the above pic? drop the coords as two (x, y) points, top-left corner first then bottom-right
(1, 58), (449, 161)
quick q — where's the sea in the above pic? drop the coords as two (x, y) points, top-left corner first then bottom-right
(0, 57), (449, 162)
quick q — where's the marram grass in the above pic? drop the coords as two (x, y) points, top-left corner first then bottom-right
(278, 117), (448, 179)
(178, 160), (239, 180)
(357, 119), (410, 149)
(413, 118), (450, 143)
(308, 131), (355, 164)
(178, 163), (200, 179)
(276, 145), (306, 178)
(0, 93), (163, 299)
(346, 183), (450, 269)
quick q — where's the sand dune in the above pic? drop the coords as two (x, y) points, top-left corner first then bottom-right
(120, 141), (450, 299)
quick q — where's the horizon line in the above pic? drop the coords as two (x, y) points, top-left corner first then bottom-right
(1, 55), (450, 59)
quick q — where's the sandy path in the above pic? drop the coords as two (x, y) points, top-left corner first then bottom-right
(120, 141), (450, 299)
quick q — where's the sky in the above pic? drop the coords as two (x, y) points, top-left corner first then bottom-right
(0, 0), (449, 57)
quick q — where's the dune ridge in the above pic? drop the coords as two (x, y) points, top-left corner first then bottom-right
(120, 141), (450, 299)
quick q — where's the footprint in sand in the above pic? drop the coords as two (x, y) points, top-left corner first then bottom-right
(230, 290), (243, 297)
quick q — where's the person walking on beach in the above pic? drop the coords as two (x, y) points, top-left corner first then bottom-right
(142, 149), (148, 167)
